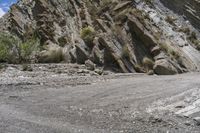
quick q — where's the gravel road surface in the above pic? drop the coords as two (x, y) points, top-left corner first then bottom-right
(0, 64), (200, 133)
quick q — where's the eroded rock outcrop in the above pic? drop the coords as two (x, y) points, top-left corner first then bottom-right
(160, 0), (200, 31)
(0, 0), (200, 75)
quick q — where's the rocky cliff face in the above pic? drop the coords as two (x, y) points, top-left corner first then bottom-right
(160, 0), (200, 31)
(0, 0), (200, 75)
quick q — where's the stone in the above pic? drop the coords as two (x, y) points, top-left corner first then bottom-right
(85, 60), (96, 71)
(38, 43), (63, 63)
(194, 117), (200, 126)
(147, 70), (154, 75)
(154, 59), (178, 75)
(151, 46), (161, 56)
(94, 68), (103, 75)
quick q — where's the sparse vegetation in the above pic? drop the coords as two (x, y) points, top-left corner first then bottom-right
(0, 32), (40, 63)
(142, 57), (154, 71)
(177, 26), (190, 35)
(100, 0), (113, 7)
(19, 37), (40, 63)
(134, 64), (144, 73)
(121, 45), (129, 58)
(58, 36), (69, 47)
(188, 31), (197, 42)
(0, 33), (17, 62)
(165, 15), (176, 26)
(22, 64), (33, 71)
(160, 43), (180, 59)
(80, 26), (96, 46)
(187, 31), (200, 51)
(143, 0), (154, 5)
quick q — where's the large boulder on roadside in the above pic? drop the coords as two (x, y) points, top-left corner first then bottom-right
(153, 59), (178, 75)
(85, 59), (96, 71)
(38, 43), (64, 63)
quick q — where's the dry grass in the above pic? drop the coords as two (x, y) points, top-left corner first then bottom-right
(142, 57), (154, 70)
(165, 15), (176, 26)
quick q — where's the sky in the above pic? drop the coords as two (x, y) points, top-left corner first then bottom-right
(0, 0), (17, 17)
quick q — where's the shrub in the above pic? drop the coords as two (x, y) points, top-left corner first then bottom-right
(143, 0), (154, 5)
(121, 45), (129, 58)
(58, 36), (69, 47)
(165, 15), (176, 26)
(160, 42), (180, 59)
(142, 57), (154, 70)
(19, 37), (40, 63)
(188, 31), (197, 43)
(134, 64), (144, 73)
(168, 48), (180, 59)
(22, 64), (33, 71)
(0, 43), (9, 62)
(0, 32), (40, 63)
(177, 27), (190, 35)
(80, 26), (95, 45)
(0, 33), (19, 62)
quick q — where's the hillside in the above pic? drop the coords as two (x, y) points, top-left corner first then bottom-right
(0, 0), (200, 75)
(1, 1), (200, 132)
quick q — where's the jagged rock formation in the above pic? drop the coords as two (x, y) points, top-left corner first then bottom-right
(0, 0), (200, 75)
(160, 0), (200, 31)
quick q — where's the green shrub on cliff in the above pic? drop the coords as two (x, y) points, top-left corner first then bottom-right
(0, 33), (18, 62)
(80, 26), (95, 45)
(0, 33), (40, 63)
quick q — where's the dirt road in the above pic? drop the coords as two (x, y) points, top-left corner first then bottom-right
(0, 64), (200, 133)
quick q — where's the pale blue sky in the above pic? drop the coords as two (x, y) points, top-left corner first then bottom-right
(0, 0), (17, 17)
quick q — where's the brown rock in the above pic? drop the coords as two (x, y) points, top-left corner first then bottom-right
(85, 60), (96, 71)
(153, 59), (178, 75)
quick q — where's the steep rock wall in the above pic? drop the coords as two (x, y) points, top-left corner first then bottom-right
(0, 0), (200, 74)
(160, 0), (200, 31)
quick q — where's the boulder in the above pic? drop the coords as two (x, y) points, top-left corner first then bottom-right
(85, 59), (96, 71)
(38, 42), (63, 63)
(153, 59), (178, 75)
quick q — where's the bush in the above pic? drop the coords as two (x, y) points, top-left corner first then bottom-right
(142, 57), (154, 70)
(188, 31), (197, 43)
(0, 33), (19, 62)
(121, 45), (129, 58)
(165, 15), (176, 26)
(19, 37), (40, 63)
(0, 32), (40, 63)
(22, 64), (33, 71)
(134, 64), (144, 73)
(143, 0), (154, 5)
(80, 26), (95, 45)
(177, 27), (190, 35)
(160, 42), (180, 59)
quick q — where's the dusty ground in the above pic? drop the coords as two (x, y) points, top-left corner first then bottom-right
(0, 64), (200, 133)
